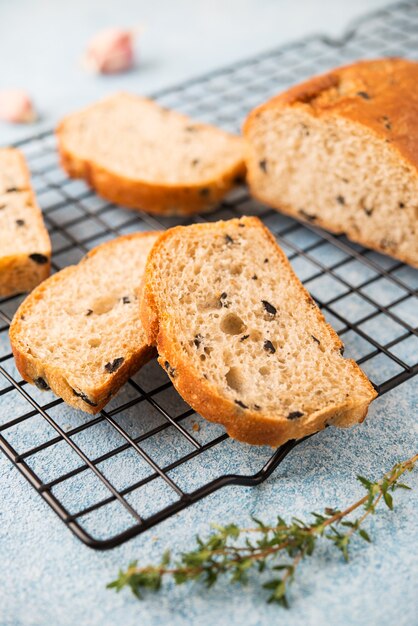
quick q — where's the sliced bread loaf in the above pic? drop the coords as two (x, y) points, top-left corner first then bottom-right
(10, 232), (158, 413)
(56, 93), (246, 216)
(0, 148), (51, 297)
(243, 58), (418, 267)
(141, 216), (377, 447)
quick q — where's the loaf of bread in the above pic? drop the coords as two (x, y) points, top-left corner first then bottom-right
(243, 58), (418, 267)
(56, 93), (246, 216)
(140, 216), (376, 447)
(0, 148), (51, 297)
(10, 232), (158, 413)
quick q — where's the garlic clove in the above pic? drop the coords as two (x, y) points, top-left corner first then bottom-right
(0, 90), (37, 124)
(84, 28), (136, 74)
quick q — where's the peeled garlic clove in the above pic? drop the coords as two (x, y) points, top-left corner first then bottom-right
(0, 90), (36, 124)
(84, 28), (135, 74)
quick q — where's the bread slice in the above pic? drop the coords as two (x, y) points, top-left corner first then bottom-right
(141, 216), (376, 447)
(0, 148), (51, 297)
(243, 58), (418, 268)
(56, 93), (246, 216)
(10, 232), (158, 413)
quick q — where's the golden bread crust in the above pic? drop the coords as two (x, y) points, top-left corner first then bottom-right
(244, 58), (418, 170)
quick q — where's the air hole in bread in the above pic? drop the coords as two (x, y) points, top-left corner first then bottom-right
(91, 295), (117, 315)
(220, 312), (247, 335)
(199, 296), (221, 311)
(88, 337), (101, 348)
(251, 329), (262, 341)
(259, 365), (270, 376)
(225, 366), (244, 392)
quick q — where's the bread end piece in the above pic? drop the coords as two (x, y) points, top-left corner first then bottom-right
(243, 58), (418, 268)
(0, 148), (51, 297)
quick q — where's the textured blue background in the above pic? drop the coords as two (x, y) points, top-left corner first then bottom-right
(0, 0), (388, 145)
(1, 378), (417, 626)
(1, 1), (417, 625)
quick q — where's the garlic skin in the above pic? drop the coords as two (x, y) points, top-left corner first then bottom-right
(0, 90), (36, 124)
(84, 28), (136, 74)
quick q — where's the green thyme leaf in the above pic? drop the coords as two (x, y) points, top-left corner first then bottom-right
(383, 491), (393, 510)
(359, 529), (371, 543)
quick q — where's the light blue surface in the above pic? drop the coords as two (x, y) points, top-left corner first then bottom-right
(0, 0), (389, 145)
(1, 378), (417, 626)
(1, 1), (418, 625)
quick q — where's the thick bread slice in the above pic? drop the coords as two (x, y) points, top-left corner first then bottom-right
(141, 217), (377, 447)
(10, 232), (158, 413)
(56, 93), (246, 216)
(0, 148), (51, 297)
(243, 58), (418, 267)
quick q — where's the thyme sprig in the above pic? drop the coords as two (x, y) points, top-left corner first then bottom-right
(108, 453), (417, 607)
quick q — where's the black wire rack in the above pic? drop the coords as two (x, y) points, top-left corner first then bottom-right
(1, 1), (417, 550)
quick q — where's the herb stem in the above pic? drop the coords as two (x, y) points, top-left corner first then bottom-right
(108, 452), (417, 607)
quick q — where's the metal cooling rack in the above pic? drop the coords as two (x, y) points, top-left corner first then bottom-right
(1, 1), (417, 550)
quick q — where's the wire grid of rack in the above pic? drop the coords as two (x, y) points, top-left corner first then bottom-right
(1, 1), (417, 550)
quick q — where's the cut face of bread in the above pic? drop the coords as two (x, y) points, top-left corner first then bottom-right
(10, 232), (158, 413)
(141, 217), (376, 447)
(0, 148), (51, 297)
(57, 93), (246, 215)
(244, 58), (418, 268)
